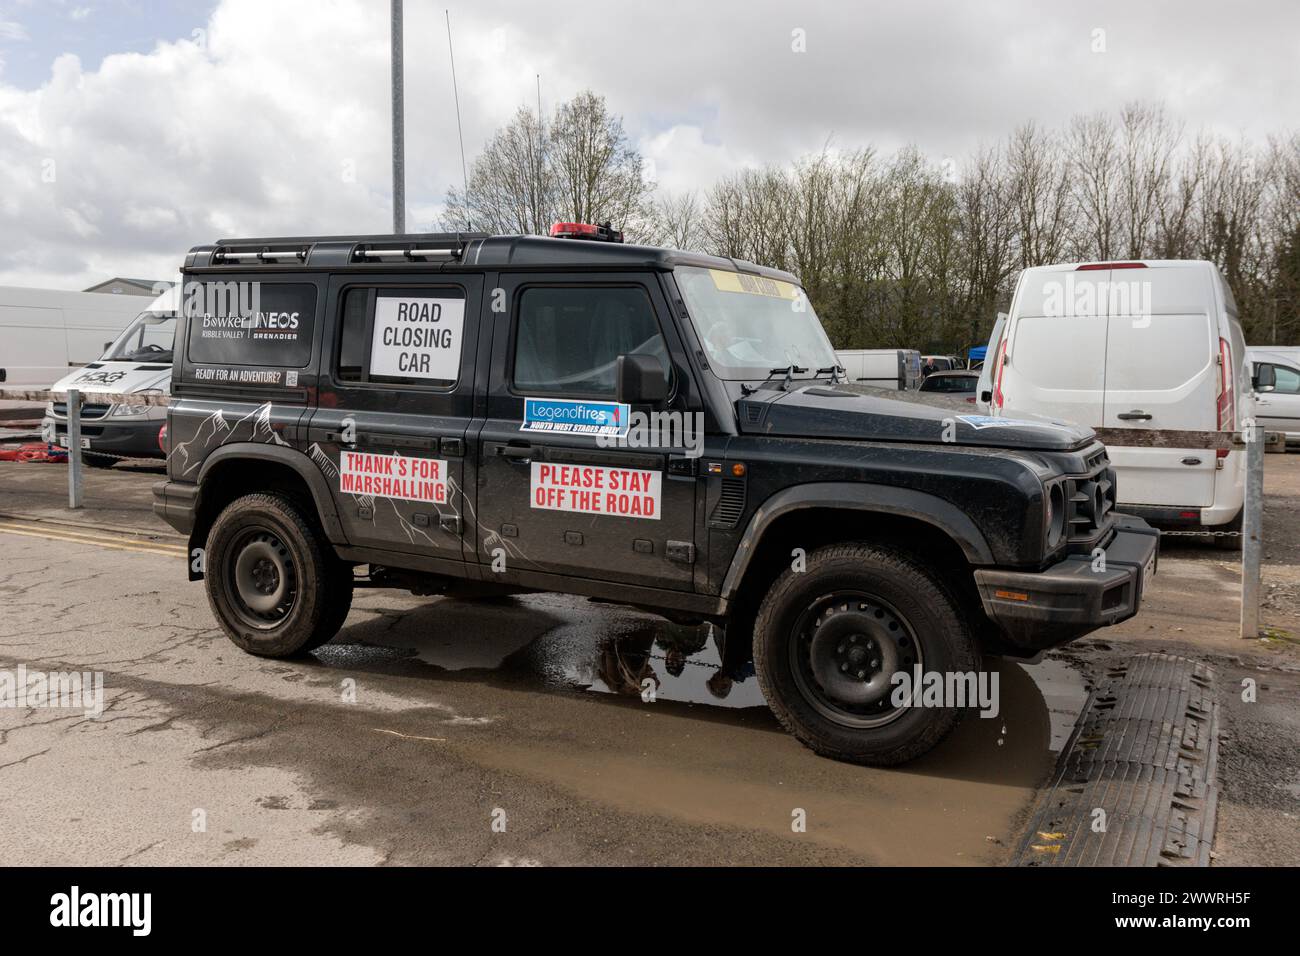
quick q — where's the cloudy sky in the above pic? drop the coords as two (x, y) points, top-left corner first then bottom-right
(1, 0), (1296, 290)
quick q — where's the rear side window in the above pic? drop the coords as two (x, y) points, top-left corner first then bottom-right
(185, 281), (316, 368)
(512, 286), (667, 397)
(335, 286), (467, 387)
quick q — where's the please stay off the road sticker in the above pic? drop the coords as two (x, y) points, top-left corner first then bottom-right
(340, 450), (448, 504)
(530, 462), (661, 520)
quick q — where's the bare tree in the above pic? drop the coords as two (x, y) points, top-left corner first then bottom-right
(442, 91), (652, 236)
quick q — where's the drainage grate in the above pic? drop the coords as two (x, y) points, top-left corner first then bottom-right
(1016, 653), (1219, 867)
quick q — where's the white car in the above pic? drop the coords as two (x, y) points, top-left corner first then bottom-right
(42, 298), (175, 465)
(991, 260), (1253, 548)
(1248, 347), (1300, 445)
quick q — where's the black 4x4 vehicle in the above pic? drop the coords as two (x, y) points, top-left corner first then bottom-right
(155, 225), (1158, 765)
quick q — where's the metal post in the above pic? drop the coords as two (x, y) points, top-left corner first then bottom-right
(1240, 422), (1265, 638)
(66, 388), (83, 510)
(390, 0), (405, 234)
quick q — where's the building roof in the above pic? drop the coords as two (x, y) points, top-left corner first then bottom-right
(83, 277), (175, 296)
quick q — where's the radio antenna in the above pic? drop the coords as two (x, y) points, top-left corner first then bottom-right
(446, 10), (469, 212)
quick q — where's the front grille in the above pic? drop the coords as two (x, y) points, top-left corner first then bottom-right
(709, 477), (747, 529)
(52, 402), (111, 420)
(54, 423), (105, 437)
(1065, 465), (1117, 542)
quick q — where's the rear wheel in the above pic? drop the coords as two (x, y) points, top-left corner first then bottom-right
(753, 543), (980, 765)
(205, 493), (352, 657)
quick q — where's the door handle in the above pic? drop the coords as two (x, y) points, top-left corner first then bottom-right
(497, 444), (533, 462)
(1116, 411), (1152, 421)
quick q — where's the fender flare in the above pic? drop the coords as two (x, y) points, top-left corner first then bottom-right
(719, 482), (995, 602)
(195, 442), (347, 544)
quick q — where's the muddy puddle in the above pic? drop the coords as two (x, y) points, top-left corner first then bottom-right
(317, 592), (1089, 864)
(325, 592), (1085, 746)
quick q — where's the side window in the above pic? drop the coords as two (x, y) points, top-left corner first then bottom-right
(512, 286), (667, 397)
(336, 289), (369, 381)
(334, 286), (467, 388)
(185, 281), (316, 368)
(1271, 364), (1300, 394)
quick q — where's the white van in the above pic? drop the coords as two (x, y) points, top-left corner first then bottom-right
(1248, 347), (1300, 445)
(41, 289), (177, 464)
(974, 313), (1007, 414)
(992, 260), (1254, 547)
(836, 349), (922, 390)
(0, 286), (149, 387)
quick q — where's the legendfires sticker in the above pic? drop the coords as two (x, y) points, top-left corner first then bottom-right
(339, 451), (448, 504)
(521, 397), (630, 438)
(529, 462), (661, 520)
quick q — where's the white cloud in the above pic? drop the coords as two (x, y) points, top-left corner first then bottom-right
(0, 0), (1296, 289)
(0, 19), (28, 41)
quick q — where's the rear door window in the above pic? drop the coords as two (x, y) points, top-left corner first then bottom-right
(334, 286), (467, 387)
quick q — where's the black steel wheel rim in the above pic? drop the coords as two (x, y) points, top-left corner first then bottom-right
(788, 590), (924, 729)
(225, 526), (298, 630)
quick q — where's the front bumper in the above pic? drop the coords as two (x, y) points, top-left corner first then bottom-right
(45, 416), (165, 458)
(973, 515), (1159, 651)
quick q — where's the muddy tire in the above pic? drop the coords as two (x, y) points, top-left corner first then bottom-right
(753, 543), (980, 766)
(303, 562), (355, 652)
(205, 493), (351, 657)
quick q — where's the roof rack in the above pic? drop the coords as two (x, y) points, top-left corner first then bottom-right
(208, 233), (489, 267)
(212, 244), (309, 264)
(351, 233), (485, 263)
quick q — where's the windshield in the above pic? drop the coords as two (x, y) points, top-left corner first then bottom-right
(674, 266), (838, 380)
(103, 312), (177, 363)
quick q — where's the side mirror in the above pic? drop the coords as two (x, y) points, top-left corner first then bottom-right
(1252, 363), (1276, 392)
(616, 353), (668, 406)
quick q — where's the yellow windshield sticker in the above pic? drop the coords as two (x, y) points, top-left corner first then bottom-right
(708, 268), (798, 300)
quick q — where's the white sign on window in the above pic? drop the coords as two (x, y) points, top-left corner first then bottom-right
(369, 295), (465, 381)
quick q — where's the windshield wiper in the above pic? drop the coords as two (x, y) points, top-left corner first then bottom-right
(814, 365), (847, 384)
(768, 365), (808, 391)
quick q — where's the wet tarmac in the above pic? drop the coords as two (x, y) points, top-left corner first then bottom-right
(305, 591), (1090, 863)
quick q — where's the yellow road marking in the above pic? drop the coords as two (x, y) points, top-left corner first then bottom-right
(0, 523), (185, 557)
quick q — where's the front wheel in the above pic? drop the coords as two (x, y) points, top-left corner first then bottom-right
(753, 543), (980, 766)
(205, 493), (352, 657)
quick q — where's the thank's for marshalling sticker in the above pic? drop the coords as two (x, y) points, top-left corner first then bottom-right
(521, 397), (629, 438)
(530, 462), (660, 520)
(340, 450), (448, 503)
